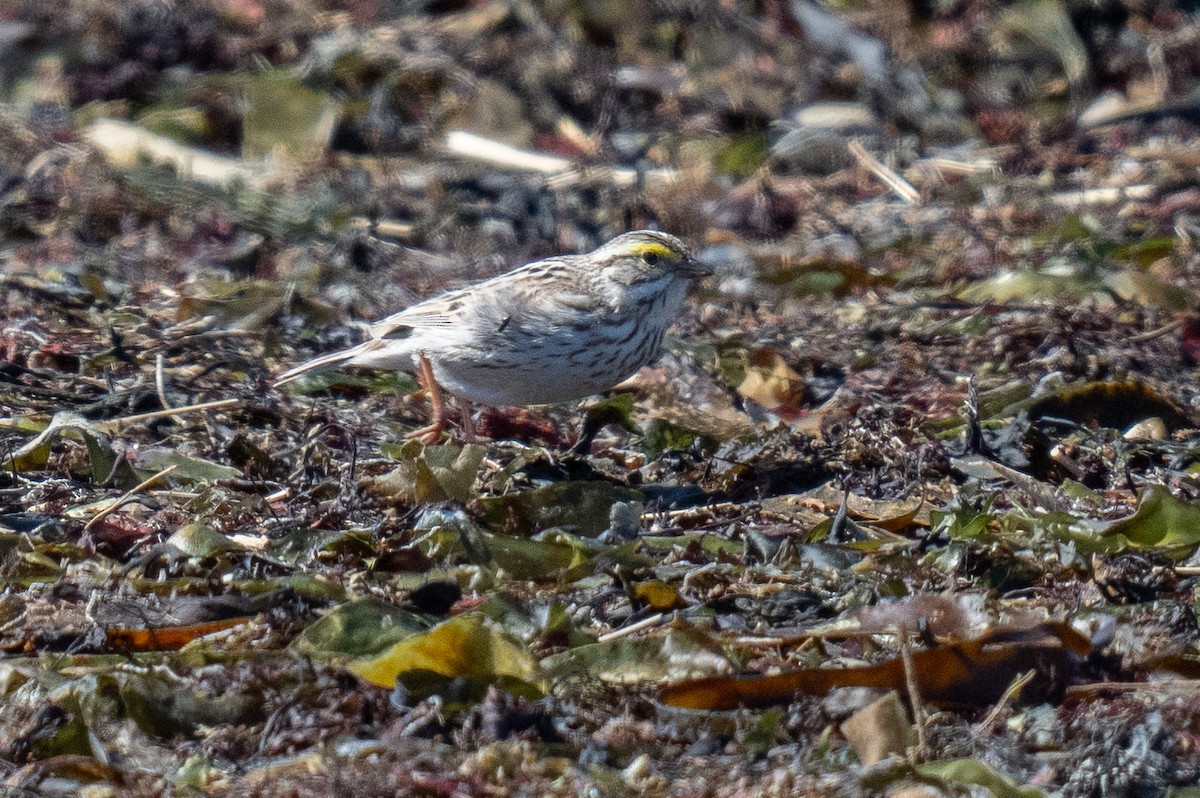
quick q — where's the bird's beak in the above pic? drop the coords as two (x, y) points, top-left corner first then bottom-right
(679, 256), (714, 277)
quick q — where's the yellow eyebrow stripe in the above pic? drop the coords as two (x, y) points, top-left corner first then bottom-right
(629, 242), (681, 260)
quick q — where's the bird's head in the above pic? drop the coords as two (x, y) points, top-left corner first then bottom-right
(591, 230), (711, 287)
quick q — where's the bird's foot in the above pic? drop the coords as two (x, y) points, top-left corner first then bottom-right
(405, 421), (448, 445)
(408, 353), (480, 445)
(408, 351), (448, 444)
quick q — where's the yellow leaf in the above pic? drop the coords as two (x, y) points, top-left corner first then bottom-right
(633, 579), (688, 611)
(349, 613), (542, 689)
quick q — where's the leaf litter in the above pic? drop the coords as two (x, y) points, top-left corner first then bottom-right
(4, 0), (1200, 796)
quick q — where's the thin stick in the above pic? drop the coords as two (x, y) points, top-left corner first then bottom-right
(898, 625), (928, 761)
(1126, 319), (1184, 344)
(1065, 679), (1200, 697)
(598, 613), (665, 643)
(97, 397), (239, 431)
(446, 130), (572, 173)
(848, 140), (920, 204)
(263, 487), (291, 504)
(83, 465), (177, 531)
(975, 669), (1036, 732)
(349, 216), (414, 238)
(155, 354), (174, 410)
(444, 130), (676, 188)
(1051, 183), (1154, 209)
(918, 157), (1001, 177)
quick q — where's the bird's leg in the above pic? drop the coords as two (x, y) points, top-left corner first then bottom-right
(460, 400), (476, 444)
(406, 352), (447, 445)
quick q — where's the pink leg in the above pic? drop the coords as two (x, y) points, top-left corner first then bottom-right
(405, 353), (446, 445)
(460, 400), (476, 444)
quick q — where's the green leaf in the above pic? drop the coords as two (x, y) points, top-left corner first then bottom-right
(915, 758), (1046, 798)
(1098, 485), (1200, 555)
(291, 370), (416, 395)
(165, 523), (245, 559)
(177, 279), (293, 330)
(930, 506), (994, 541)
(1111, 236), (1176, 268)
(582, 392), (639, 435)
(118, 668), (263, 738)
(542, 625), (733, 687)
(3, 411), (129, 484)
(291, 597), (435, 660)
(137, 103), (211, 146)
(641, 418), (719, 458)
(1167, 788), (1200, 798)
(135, 450), (241, 484)
(1026, 380), (1192, 433)
(366, 443), (487, 505)
(1104, 270), (1195, 310)
(267, 527), (374, 566)
(241, 70), (338, 164)
(639, 533), (744, 558)
(715, 133), (768, 178)
(996, 0), (1089, 95)
(420, 444), (489, 504)
(237, 573), (347, 602)
(958, 270), (1096, 304)
(473, 481), (643, 537)
(477, 596), (593, 650)
(483, 532), (588, 581)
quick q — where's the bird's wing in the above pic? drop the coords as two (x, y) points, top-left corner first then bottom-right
(365, 257), (594, 340)
(366, 288), (467, 340)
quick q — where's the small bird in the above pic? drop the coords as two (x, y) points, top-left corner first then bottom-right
(275, 230), (711, 443)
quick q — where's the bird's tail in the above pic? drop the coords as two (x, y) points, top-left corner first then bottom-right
(274, 339), (390, 387)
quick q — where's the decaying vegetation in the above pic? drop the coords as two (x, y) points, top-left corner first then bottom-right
(4, 0), (1200, 795)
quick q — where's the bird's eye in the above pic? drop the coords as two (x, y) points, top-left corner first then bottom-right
(642, 251), (661, 266)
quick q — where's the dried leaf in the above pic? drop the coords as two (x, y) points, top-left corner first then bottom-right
(737, 349), (805, 418)
(840, 691), (912, 765)
(660, 621), (1089, 710)
(106, 618), (251, 652)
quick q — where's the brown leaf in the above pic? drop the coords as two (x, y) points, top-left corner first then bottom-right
(737, 348), (806, 419)
(839, 691), (911, 765)
(105, 617), (252, 652)
(660, 621), (1090, 710)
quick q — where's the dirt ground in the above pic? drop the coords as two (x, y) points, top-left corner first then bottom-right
(4, 1), (1200, 795)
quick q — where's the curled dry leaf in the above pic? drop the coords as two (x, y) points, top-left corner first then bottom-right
(660, 621), (1091, 710)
